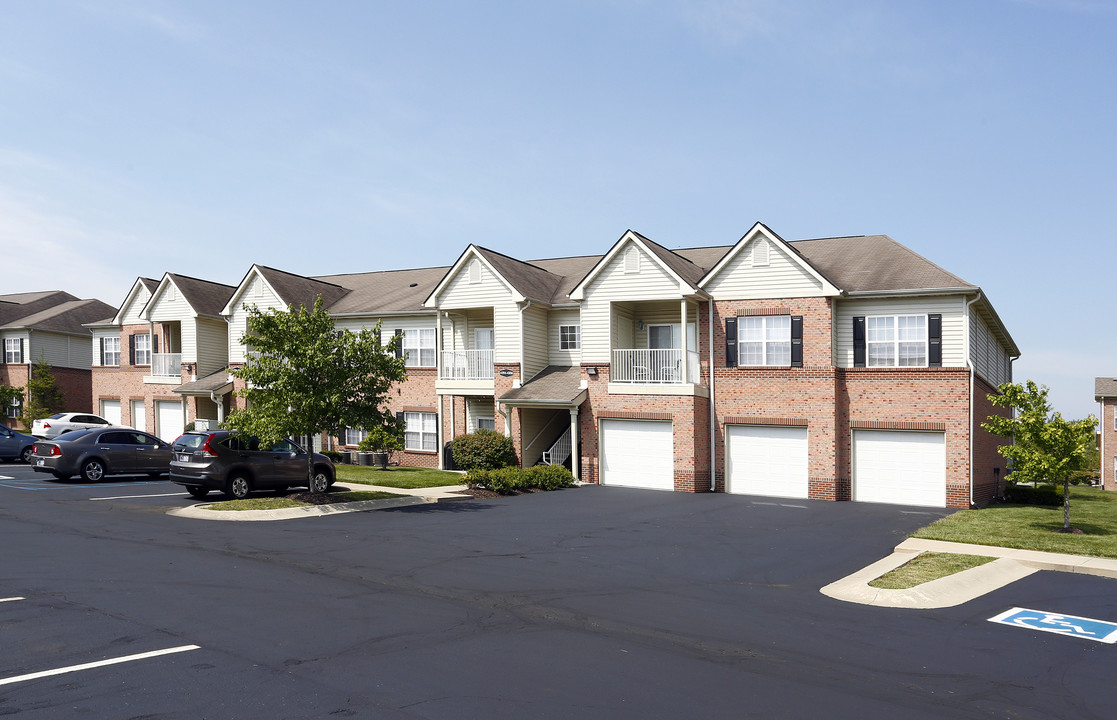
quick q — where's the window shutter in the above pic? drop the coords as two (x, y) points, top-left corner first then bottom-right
(374, 328), (382, 348)
(853, 317), (866, 368)
(99, 337), (106, 366)
(394, 329), (403, 359)
(928, 314), (942, 367)
(790, 316), (803, 367)
(129, 335), (136, 366)
(19, 338), (25, 363)
(725, 317), (737, 367)
(396, 411), (405, 428)
(152, 334), (159, 353)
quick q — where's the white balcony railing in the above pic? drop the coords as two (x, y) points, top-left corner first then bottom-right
(611, 349), (700, 384)
(151, 353), (182, 377)
(440, 349), (494, 380)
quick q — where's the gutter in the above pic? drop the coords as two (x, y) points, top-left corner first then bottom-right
(708, 298), (716, 492)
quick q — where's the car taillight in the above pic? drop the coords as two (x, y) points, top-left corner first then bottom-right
(41, 423), (51, 429)
(201, 433), (219, 458)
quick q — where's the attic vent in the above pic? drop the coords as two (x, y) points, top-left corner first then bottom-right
(624, 247), (640, 274)
(469, 260), (481, 284)
(752, 239), (770, 268)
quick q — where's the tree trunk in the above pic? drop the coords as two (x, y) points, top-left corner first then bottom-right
(307, 444), (315, 492)
(1063, 477), (1071, 531)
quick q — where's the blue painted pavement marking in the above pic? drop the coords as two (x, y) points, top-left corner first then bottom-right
(0, 476), (167, 491)
(989, 607), (1117, 644)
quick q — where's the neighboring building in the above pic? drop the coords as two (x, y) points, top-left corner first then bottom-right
(1095, 378), (1117, 491)
(0, 290), (117, 429)
(91, 222), (1019, 508)
(88, 274), (236, 442)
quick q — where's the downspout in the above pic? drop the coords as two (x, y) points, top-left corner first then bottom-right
(517, 300), (532, 387)
(964, 292), (982, 507)
(708, 298), (716, 492)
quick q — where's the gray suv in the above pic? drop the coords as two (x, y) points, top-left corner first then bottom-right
(169, 430), (335, 500)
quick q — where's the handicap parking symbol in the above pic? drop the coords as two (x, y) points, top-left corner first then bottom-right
(989, 607), (1117, 644)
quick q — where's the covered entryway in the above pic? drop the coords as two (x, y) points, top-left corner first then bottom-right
(600, 419), (673, 490)
(853, 430), (946, 507)
(726, 425), (808, 498)
(155, 399), (185, 443)
(100, 399), (121, 426)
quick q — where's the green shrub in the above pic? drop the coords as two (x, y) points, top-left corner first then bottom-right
(451, 429), (517, 471)
(524, 464), (575, 490)
(1004, 483), (1064, 506)
(464, 464), (575, 493)
(321, 450), (343, 462)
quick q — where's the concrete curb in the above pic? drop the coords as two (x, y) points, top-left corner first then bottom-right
(166, 482), (472, 522)
(821, 538), (1117, 609)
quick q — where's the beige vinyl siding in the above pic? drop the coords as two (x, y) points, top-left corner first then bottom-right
(227, 274), (286, 364)
(581, 244), (685, 363)
(91, 328), (120, 366)
(2, 330), (30, 364)
(146, 283), (193, 323)
(465, 397), (494, 432)
(969, 307), (1011, 387)
(119, 286), (152, 326)
(521, 304), (549, 380)
(625, 300), (697, 350)
(195, 317), (229, 376)
(833, 296), (965, 368)
(29, 331), (91, 369)
(548, 308), (581, 366)
(704, 239), (828, 300)
(435, 256), (521, 364)
(436, 309), (491, 351)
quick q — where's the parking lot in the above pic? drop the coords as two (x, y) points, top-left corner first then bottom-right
(2, 462), (1115, 719)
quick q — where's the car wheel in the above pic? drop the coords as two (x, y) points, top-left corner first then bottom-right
(308, 468), (330, 493)
(20, 446), (33, 464)
(187, 486), (209, 499)
(80, 459), (106, 482)
(225, 474), (251, 500)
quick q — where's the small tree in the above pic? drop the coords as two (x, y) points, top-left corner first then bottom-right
(19, 355), (64, 428)
(225, 297), (408, 490)
(357, 421), (405, 465)
(983, 380), (1098, 532)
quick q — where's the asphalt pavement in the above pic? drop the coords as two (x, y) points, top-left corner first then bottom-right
(1, 463), (1114, 719)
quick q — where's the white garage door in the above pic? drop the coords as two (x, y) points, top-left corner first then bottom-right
(155, 400), (184, 443)
(100, 399), (121, 426)
(600, 419), (674, 491)
(853, 430), (946, 507)
(726, 425), (809, 498)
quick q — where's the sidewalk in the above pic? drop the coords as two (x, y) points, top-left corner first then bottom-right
(821, 538), (1117, 609)
(167, 481), (472, 522)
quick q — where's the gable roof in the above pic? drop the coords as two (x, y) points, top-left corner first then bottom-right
(473, 246), (564, 305)
(0, 290), (80, 326)
(789, 235), (974, 294)
(157, 273), (238, 318)
(696, 222), (841, 294)
(257, 266), (350, 311)
(1, 298), (117, 335)
(315, 266), (449, 315)
(1096, 378), (1117, 400)
(568, 230), (708, 301)
(111, 277), (160, 325)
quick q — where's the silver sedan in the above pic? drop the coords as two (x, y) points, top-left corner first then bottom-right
(30, 427), (172, 481)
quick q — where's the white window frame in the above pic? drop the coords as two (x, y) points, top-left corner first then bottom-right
(6, 395), (21, 418)
(102, 337), (121, 367)
(344, 427), (367, 446)
(4, 339), (23, 364)
(134, 333), (152, 366)
(737, 315), (791, 366)
(404, 411), (437, 452)
(475, 417), (495, 431)
(559, 325), (581, 350)
(866, 315), (927, 368)
(402, 329), (436, 368)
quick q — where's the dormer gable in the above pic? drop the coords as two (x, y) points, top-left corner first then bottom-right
(698, 222), (841, 299)
(112, 277), (159, 326)
(143, 273), (236, 322)
(424, 245), (527, 308)
(568, 230), (705, 301)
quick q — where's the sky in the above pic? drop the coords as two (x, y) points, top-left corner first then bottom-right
(2, 0), (1114, 419)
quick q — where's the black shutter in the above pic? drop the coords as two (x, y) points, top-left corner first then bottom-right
(725, 317), (737, 367)
(853, 317), (866, 368)
(374, 328), (382, 348)
(394, 329), (403, 359)
(99, 337), (106, 366)
(928, 314), (942, 367)
(19, 338), (25, 363)
(790, 316), (803, 367)
(152, 334), (159, 353)
(129, 335), (136, 366)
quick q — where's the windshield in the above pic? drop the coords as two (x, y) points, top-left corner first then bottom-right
(48, 413), (66, 419)
(173, 434), (209, 452)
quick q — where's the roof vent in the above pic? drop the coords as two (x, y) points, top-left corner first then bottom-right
(409, 283), (418, 288)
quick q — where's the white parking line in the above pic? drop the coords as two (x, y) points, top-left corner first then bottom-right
(90, 492), (185, 501)
(0, 645), (201, 687)
(0, 597), (24, 603)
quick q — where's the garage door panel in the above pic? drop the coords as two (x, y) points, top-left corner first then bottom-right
(853, 430), (945, 507)
(100, 400), (121, 426)
(600, 420), (673, 491)
(155, 400), (184, 443)
(727, 425), (808, 498)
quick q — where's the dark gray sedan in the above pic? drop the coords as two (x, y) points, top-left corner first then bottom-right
(0, 422), (36, 463)
(30, 428), (172, 481)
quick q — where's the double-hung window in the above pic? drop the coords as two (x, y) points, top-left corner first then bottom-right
(404, 412), (437, 452)
(738, 316), (791, 366)
(559, 325), (580, 350)
(344, 427), (367, 446)
(101, 337), (121, 366)
(6, 395), (20, 418)
(401, 329), (436, 368)
(4, 338), (23, 364)
(133, 334), (152, 366)
(866, 315), (926, 367)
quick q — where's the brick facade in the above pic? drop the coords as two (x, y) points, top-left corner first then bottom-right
(1101, 399), (1116, 492)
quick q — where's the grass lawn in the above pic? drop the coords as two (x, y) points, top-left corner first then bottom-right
(211, 490), (399, 511)
(912, 485), (1117, 559)
(869, 552), (996, 589)
(335, 465), (464, 489)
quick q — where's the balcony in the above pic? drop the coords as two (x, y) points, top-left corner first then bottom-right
(440, 349), (494, 381)
(151, 353), (183, 378)
(611, 349), (700, 385)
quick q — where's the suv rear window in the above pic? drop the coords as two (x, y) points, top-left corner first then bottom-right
(173, 434), (209, 452)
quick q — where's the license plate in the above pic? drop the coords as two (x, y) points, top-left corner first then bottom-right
(178, 454), (190, 462)
(36, 459), (44, 467)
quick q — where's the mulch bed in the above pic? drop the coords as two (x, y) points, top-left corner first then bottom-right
(453, 487), (542, 499)
(285, 490), (355, 505)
